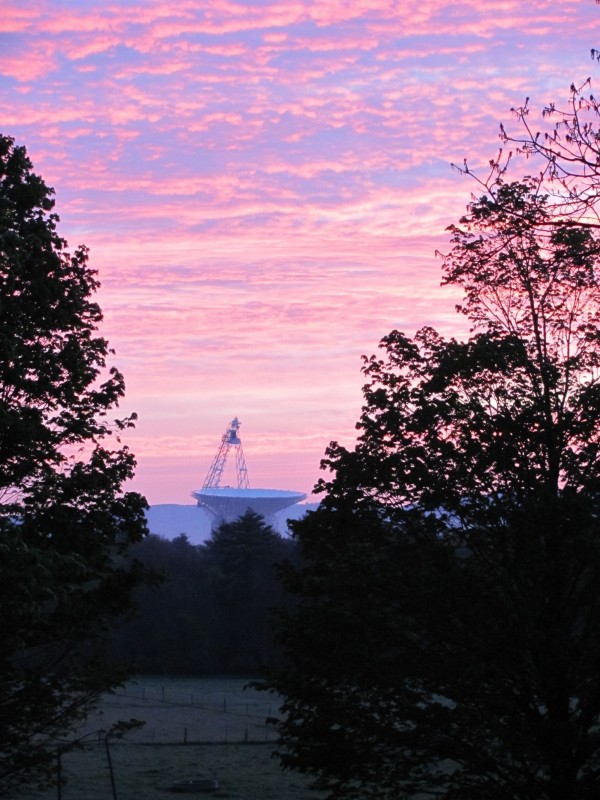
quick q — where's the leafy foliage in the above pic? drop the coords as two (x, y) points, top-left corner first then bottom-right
(0, 135), (148, 793)
(203, 511), (297, 672)
(266, 180), (600, 799)
(108, 511), (296, 675)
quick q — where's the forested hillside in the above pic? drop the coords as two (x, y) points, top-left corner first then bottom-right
(107, 511), (297, 675)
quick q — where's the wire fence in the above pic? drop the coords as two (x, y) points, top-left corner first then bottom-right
(78, 676), (280, 745)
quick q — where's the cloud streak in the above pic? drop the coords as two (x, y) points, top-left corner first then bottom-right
(1, 0), (597, 502)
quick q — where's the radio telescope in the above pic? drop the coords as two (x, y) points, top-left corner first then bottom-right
(192, 417), (306, 528)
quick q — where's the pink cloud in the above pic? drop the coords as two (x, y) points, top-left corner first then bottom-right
(2, 0), (597, 503)
(0, 3), (41, 32)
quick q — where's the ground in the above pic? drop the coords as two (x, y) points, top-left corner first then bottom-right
(13, 676), (322, 800)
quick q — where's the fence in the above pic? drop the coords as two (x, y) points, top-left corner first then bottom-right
(78, 676), (280, 745)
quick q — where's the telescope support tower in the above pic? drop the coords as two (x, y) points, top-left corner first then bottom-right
(202, 417), (249, 489)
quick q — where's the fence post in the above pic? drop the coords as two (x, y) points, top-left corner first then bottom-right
(56, 750), (62, 800)
(105, 737), (118, 800)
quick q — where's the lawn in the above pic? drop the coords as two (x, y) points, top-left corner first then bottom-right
(13, 676), (322, 800)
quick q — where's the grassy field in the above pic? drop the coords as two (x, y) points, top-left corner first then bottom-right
(14, 676), (323, 800)
(81, 675), (280, 745)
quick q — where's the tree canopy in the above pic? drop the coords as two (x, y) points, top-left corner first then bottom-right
(265, 165), (600, 796)
(0, 134), (148, 793)
(108, 511), (296, 675)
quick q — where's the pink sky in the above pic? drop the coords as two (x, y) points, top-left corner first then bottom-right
(1, 0), (598, 504)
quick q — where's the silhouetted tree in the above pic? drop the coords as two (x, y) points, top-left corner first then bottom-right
(0, 134), (148, 793)
(203, 510), (295, 672)
(109, 513), (297, 674)
(112, 533), (224, 675)
(458, 77), (600, 231)
(266, 179), (600, 799)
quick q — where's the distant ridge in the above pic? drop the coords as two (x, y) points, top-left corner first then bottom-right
(145, 504), (212, 543)
(145, 502), (318, 544)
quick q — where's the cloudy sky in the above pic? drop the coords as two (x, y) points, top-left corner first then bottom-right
(1, 1), (598, 504)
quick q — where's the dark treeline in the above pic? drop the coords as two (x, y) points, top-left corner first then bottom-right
(106, 510), (298, 675)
